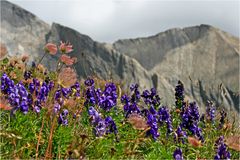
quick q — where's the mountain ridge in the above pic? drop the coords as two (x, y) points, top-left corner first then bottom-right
(1, 0), (239, 113)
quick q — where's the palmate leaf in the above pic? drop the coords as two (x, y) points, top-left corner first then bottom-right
(225, 135), (240, 151)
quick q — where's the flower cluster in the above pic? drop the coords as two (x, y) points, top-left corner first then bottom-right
(174, 126), (187, 144)
(58, 109), (69, 126)
(29, 78), (54, 113)
(1, 73), (30, 114)
(130, 83), (141, 103)
(206, 100), (216, 123)
(88, 106), (117, 137)
(173, 148), (184, 160)
(99, 83), (118, 111)
(219, 109), (227, 129)
(146, 111), (159, 140)
(84, 79), (118, 112)
(141, 88), (161, 107)
(180, 102), (204, 142)
(158, 106), (173, 136)
(121, 84), (142, 117)
(41, 42), (76, 69)
(23, 70), (32, 80)
(214, 136), (231, 159)
(175, 80), (185, 110)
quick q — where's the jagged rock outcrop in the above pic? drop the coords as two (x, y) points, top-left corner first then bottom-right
(113, 25), (239, 112)
(1, 0), (239, 113)
(0, 0), (50, 61)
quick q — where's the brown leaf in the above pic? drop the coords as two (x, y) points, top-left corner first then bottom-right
(223, 123), (232, 130)
(0, 97), (12, 110)
(64, 98), (77, 107)
(188, 136), (201, 147)
(127, 113), (149, 130)
(225, 135), (240, 151)
(175, 109), (181, 113)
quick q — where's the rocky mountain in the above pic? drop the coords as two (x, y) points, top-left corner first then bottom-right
(1, 0), (239, 114)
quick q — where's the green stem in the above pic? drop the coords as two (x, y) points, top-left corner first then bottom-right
(37, 52), (47, 67)
(55, 58), (60, 72)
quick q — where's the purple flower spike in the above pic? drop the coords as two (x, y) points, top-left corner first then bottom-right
(173, 148), (184, 160)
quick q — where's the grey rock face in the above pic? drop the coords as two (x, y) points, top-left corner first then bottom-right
(1, 0), (50, 62)
(113, 25), (239, 112)
(1, 0), (239, 114)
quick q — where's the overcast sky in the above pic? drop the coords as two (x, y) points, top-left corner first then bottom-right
(8, 0), (240, 42)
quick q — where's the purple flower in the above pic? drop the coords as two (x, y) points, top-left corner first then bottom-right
(174, 126), (187, 144)
(175, 80), (185, 109)
(84, 84), (101, 106)
(84, 78), (94, 86)
(94, 120), (106, 137)
(206, 100), (216, 123)
(88, 106), (106, 137)
(173, 148), (184, 160)
(58, 109), (68, 126)
(158, 106), (173, 136)
(54, 88), (61, 101)
(23, 70), (32, 80)
(214, 136), (231, 160)
(71, 82), (80, 97)
(88, 106), (101, 125)
(180, 102), (204, 142)
(219, 109), (227, 129)
(130, 83), (141, 103)
(61, 87), (71, 98)
(98, 83), (117, 111)
(141, 88), (161, 107)
(1, 73), (14, 94)
(54, 102), (61, 113)
(105, 116), (118, 135)
(146, 113), (159, 140)
(34, 106), (41, 113)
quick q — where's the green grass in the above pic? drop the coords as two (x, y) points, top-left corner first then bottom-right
(0, 57), (239, 159)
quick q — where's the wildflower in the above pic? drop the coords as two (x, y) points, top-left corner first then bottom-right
(173, 148), (184, 160)
(1, 74), (31, 115)
(146, 113), (159, 140)
(180, 102), (204, 142)
(71, 82), (80, 97)
(54, 102), (61, 113)
(59, 41), (73, 54)
(84, 78), (94, 87)
(141, 88), (161, 107)
(127, 113), (149, 130)
(214, 136), (231, 160)
(130, 83), (141, 103)
(219, 109), (227, 129)
(175, 80), (185, 109)
(61, 87), (72, 98)
(23, 70), (32, 80)
(58, 109), (68, 125)
(58, 67), (77, 87)
(158, 106), (173, 136)
(60, 54), (75, 66)
(105, 116), (118, 135)
(98, 83), (118, 111)
(44, 43), (57, 55)
(206, 100), (216, 123)
(174, 126), (187, 144)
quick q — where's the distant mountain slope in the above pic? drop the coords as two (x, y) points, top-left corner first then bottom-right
(113, 25), (239, 112)
(1, 0), (239, 113)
